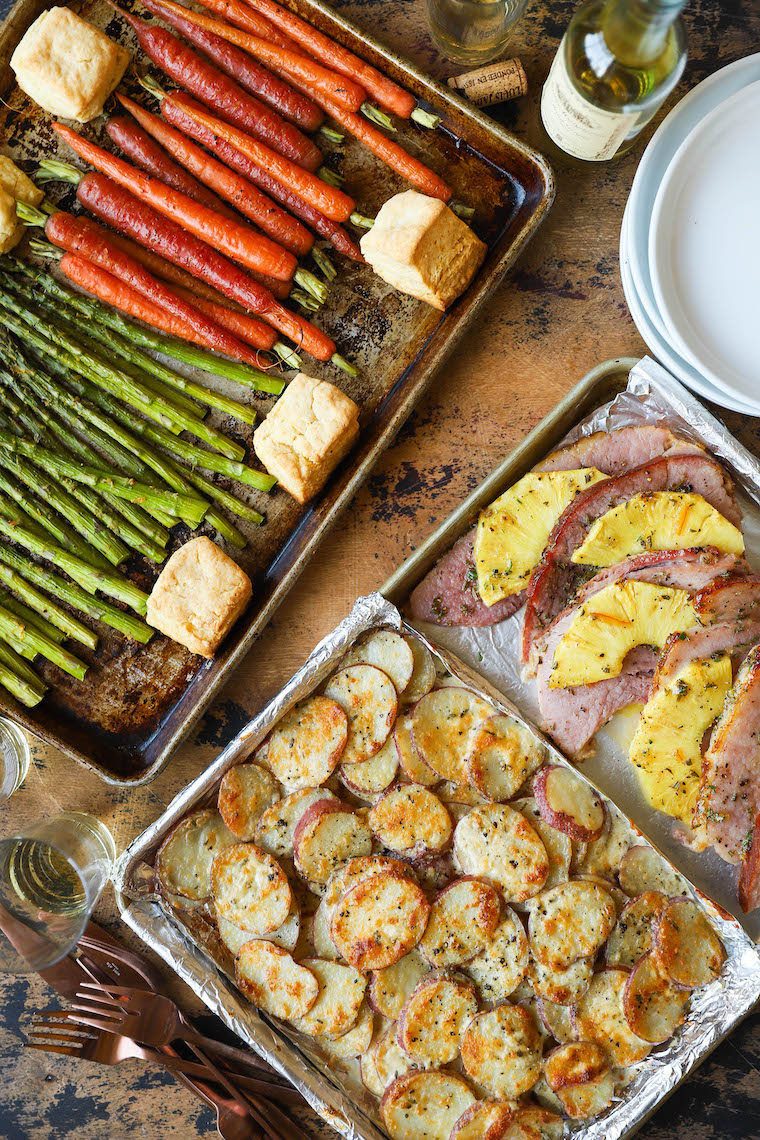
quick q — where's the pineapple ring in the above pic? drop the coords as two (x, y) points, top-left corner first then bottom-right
(474, 468), (607, 606)
(571, 491), (744, 567)
(629, 654), (732, 824)
(549, 580), (697, 689)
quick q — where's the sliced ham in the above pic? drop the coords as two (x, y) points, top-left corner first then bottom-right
(693, 644), (760, 869)
(739, 814), (760, 913)
(522, 454), (740, 663)
(410, 426), (704, 628)
(535, 549), (742, 757)
(694, 575), (760, 624)
(656, 619), (760, 688)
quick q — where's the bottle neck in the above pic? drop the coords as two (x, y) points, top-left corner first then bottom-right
(602, 0), (684, 66)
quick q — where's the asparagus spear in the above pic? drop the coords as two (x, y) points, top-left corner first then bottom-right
(0, 513), (150, 614)
(0, 545), (152, 643)
(0, 562), (97, 650)
(0, 598), (88, 679)
(0, 429), (208, 527)
(0, 285), (245, 461)
(7, 260), (273, 411)
(1, 589), (66, 645)
(0, 634), (47, 693)
(0, 656), (45, 707)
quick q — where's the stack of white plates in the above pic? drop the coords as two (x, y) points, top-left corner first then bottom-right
(620, 55), (760, 413)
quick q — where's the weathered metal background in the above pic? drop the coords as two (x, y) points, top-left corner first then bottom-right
(0, 0), (553, 782)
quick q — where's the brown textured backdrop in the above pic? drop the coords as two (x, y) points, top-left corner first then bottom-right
(2, 0), (760, 1135)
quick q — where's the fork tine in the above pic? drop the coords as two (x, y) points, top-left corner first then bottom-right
(77, 982), (140, 997)
(34, 1009), (77, 1020)
(24, 1042), (85, 1058)
(70, 999), (129, 1018)
(65, 1013), (124, 1034)
(27, 1029), (90, 1045)
(74, 991), (128, 1011)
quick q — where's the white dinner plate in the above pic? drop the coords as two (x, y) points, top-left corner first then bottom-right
(626, 53), (760, 315)
(620, 202), (760, 414)
(649, 81), (760, 406)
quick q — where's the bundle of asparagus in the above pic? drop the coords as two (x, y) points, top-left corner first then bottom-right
(0, 257), (278, 707)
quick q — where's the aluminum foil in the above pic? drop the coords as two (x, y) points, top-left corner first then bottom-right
(413, 355), (760, 941)
(114, 585), (760, 1140)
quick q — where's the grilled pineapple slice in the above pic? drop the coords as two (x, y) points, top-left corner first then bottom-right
(628, 654), (732, 824)
(550, 581), (697, 688)
(475, 468), (607, 605)
(572, 491), (744, 566)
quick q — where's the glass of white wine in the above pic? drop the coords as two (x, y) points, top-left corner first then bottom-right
(426, 0), (528, 65)
(0, 811), (116, 974)
(0, 718), (31, 803)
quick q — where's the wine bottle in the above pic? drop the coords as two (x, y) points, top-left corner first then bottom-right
(540, 0), (687, 162)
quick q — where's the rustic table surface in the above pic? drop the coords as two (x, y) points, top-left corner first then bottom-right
(2, 0), (760, 1135)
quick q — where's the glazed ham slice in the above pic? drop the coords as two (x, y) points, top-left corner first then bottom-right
(535, 548), (743, 757)
(410, 425), (704, 627)
(694, 575), (760, 624)
(522, 454), (741, 664)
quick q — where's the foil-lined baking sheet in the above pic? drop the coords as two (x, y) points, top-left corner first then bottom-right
(114, 588), (760, 1140)
(411, 356), (760, 942)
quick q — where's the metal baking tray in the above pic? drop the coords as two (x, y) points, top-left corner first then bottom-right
(0, 0), (554, 784)
(114, 590), (760, 1140)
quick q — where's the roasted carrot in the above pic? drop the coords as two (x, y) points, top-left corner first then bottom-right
(117, 6), (322, 171)
(165, 90), (363, 262)
(53, 123), (298, 281)
(106, 115), (238, 219)
(170, 283), (282, 352)
(152, 0), (367, 114)
(59, 252), (268, 368)
(156, 0), (300, 52)
(164, 100), (354, 223)
(75, 172), (336, 360)
(100, 228), (278, 349)
(118, 92), (313, 257)
(141, 0), (323, 131)
(45, 211), (267, 367)
(233, 0), (415, 118)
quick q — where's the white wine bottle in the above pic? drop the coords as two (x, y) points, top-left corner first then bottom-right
(540, 0), (687, 162)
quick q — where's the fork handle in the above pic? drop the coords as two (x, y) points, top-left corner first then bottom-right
(177, 1018), (276, 1078)
(140, 1052), (302, 1105)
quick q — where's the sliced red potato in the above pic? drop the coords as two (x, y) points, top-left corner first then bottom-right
(536, 995), (576, 1043)
(290, 957), (367, 1038)
(312, 897), (339, 960)
(316, 854), (413, 956)
(544, 1041), (614, 1119)
(467, 715), (546, 803)
(571, 968), (651, 1066)
(508, 1105), (564, 1140)
(418, 877), (500, 967)
(415, 849), (458, 891)
(217, 763), (280, 841)
(217, 897), (300, 956)
(412, 687), (494, 782)
(605, 890), (668, 969)
(255, 787), (338, 858)
(369, 949), (429, 1019)
(623, 951), (690, 1043)
(317, 1000), (374, 1059)
(330, 871), (430, 970)
(156, 810), (236, 901)
(235, 941), (318, 1019)
(454, 804), (549, 903)
(397, 970), (478, 1066)
(652, 898), (726, 989)
(292, 800), (373, 886)
(461, 1004), (542, 1098)
(404, 637), (437, 703)
(528, 882), (616, 970)
(465, 908), (530, 1001)
(324, 664), (398, 765)
(619, 844), (691, 898)
(511, 797), (572, 890)
(532, 1077), (566, 1116)
(437, 780), (488, 807)
(339, 731), (398, 797)
(264, 696), (348, 791)
(211, 844), (292, 935)
(450, 1101), (517, 1140)
(578, 810), (632, 877)
(368, 784), (452, 858)
(533, 767), (605, 842)
(380, 1071), (476, 1140)
(394, 712), (438, 786)
(343, 630), (415, 694)
(529, 954), (594, 1006)
(371, 1023), (418, 1093)
(575, 872), (628, 916)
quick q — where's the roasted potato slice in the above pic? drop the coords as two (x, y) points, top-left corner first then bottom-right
(623, 951), (690, 1042)
(618, 844), (690, 898)
(397, 970), (477, 1066)
(450, 1101), (518, 1140)
(454, 804), (549, 903)
(235, 941), (318, 1019)
(211, 843), (292, 935)
(412, 687), (494, 782)
(571, 969), (651, 1066)
(466, 715), (546, 803)
(264, 696), (348, 791)
(461, 1004), (542, 1098)
(324, 664), (398, 765)
(652, 898), (726, 989)
(156, 810), (235, 902)
(290, 958), (367, 1038)
(464, 908), (530, 1002)
(218, 763), (280, 841)
(293, 801), (373, 886)
(331, 871), (430, 970)
(217, 898), (300, 955)
(318, 1001), (374, 1058)
(255, 787), (338, 858)
(605, 890), (668, 969)
(340, 731), (398, 797)
(511, 797), (572, 890)
(394, 712), (438, 786)
(529, 954), (593, 1005)
(544, 1041), (614, 1119)
(369, 949), (429, 1019)
(381, 1071), (476, 1140)
(404, 638), (437, 703)
(528, 881), (616, 970)
(368, 784), (452, 858)
(418, 877), (500, 967)
(343, 631), (415, 694)
(533, 766), (605, 841)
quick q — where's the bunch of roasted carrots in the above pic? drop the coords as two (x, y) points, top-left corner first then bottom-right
(15, 0), (453, 381)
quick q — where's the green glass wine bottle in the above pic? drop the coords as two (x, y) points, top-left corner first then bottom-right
(540, 0), (687, 162)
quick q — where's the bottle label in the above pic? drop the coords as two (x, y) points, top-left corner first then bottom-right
(541, 39), (643, 160)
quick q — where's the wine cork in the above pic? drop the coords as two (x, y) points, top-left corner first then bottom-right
(447, 58), (527, 108)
